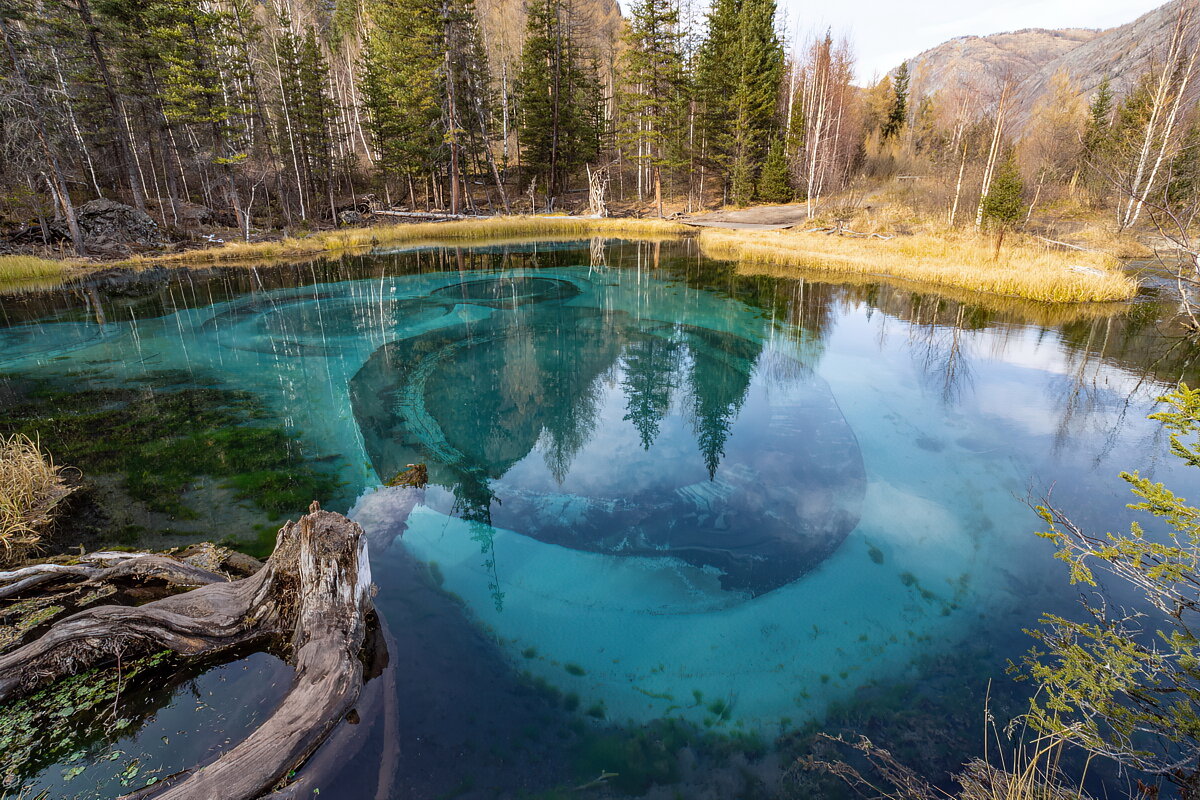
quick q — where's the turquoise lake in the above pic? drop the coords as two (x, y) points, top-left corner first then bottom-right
(0, 238), (1192, 798)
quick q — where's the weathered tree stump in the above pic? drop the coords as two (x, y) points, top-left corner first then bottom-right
(0, 503), (374, 800)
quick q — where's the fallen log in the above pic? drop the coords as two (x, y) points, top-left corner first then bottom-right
(0, 503), (374, 800)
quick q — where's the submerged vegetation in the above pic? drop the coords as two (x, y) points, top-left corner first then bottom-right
(0, 375), (342, 548)
(0, 650), (176, 785)
(701, 228), (1138, 304)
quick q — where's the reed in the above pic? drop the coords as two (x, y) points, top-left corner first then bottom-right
(0, 434), (68, 565)
(122, 216), (691, 267)
(699, 228), (1139, 304)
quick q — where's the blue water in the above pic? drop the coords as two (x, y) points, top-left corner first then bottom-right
(0, 239), (1193, 798)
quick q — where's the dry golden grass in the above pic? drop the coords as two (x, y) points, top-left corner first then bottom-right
(0, 434), (70, 565)
(121, 216), (690, 267)
(699, 228), (1138, 304)
(0, 255), (69, 284)
(737, 261), (1130, 327)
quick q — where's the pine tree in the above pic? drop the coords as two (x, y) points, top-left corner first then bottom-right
(727, 0), (782, 205)
(981, 150), (1024, 254)
(617, 0), (686, 215)
(756, 138), (791, 202)
(695, 0), (782, 204)
(515, 0), (601, 209)
(880, 60), (908, 140)
(362, 0), (442, 194)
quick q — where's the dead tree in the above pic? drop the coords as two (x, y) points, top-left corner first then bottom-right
(0, 504), (374, 800)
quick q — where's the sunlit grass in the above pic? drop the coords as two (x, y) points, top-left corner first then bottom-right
(737, 262), (1130, 327)
(698, 228), (1138, 304)
(122, 216), (691, 267)
(0, 434), (69, 566)
(0, 255), (68, 284)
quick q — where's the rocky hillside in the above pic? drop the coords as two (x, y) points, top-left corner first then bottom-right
(1011, 1), (1188, 116)
(899, 1), (1189, 127)
(905, 28), (1102, 103)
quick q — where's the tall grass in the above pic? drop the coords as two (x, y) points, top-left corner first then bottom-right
(735, 262), (1130, 327)
(0, 434), (69, 565)
(0, 255), (68, 284)
(699, 228), (1139, 304)
(123, 216), (691, 267)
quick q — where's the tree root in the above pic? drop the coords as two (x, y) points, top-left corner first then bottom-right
(0, 503), (374, 800)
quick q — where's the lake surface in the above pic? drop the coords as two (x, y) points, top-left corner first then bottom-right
(0, 238), (1194, 798)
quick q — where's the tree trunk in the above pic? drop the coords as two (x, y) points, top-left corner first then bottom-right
(74, 0), (147, 212)
(0, 506), (373, 800)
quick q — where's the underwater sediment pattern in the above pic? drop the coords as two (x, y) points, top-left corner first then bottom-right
(1, 240), (1194, 798)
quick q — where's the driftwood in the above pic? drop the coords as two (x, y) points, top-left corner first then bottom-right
(0, 503), (374, 800)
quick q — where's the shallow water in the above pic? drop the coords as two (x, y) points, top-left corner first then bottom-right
(1, 239), (1196, 798)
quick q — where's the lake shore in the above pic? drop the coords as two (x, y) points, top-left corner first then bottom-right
(0, 213), (1141, 304)
(697, 227), (1139, 304)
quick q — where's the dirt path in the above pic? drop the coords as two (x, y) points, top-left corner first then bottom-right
(680, 204), (811, 230)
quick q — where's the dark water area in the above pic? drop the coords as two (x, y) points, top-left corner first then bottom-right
(1, 238), (1199, 798)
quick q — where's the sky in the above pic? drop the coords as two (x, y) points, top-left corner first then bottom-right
(775, 0), (1168, 84)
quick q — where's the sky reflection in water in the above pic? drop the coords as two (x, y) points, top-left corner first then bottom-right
(0, 239), (1193, 798)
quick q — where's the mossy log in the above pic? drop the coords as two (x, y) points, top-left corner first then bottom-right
(0, 503), (374, 800)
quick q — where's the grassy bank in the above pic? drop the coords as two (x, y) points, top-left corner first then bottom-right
(0, 255), (70, 286)
(736, 261), (1131, 327)
(122, 215), (691, 267)
(698, 228), (1138, 303)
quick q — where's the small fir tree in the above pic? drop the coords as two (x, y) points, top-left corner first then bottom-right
(980, 150), (1024, 254)
(757, 139), (792, 203)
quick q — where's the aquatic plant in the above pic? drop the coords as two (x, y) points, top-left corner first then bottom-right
(805, 732), (1090, 800)
(564, 663), (586, 676)
(0, 650), (174, 785)
(0, 379), (342, 530)
(0, 433), (70, 565)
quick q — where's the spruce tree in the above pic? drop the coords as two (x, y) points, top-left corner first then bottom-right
(880, 60), (908, 140)
(617, 0), (686, 215)
(362, 0), (442, 194)
(695, 0), (782, 204)
(1083, 75), (1114, 155)
(981, 150), (1024, 254)
(515, 0), (600, 209)
(756, 138), (791, 203)
(727, 0), (782, 205)
(1167, 112), (1200, 209)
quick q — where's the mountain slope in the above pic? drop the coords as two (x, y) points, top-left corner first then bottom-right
(904, 28), (1102, 103)
(897, 1), (1190, 129)
(1011, 1), (1188, 116)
